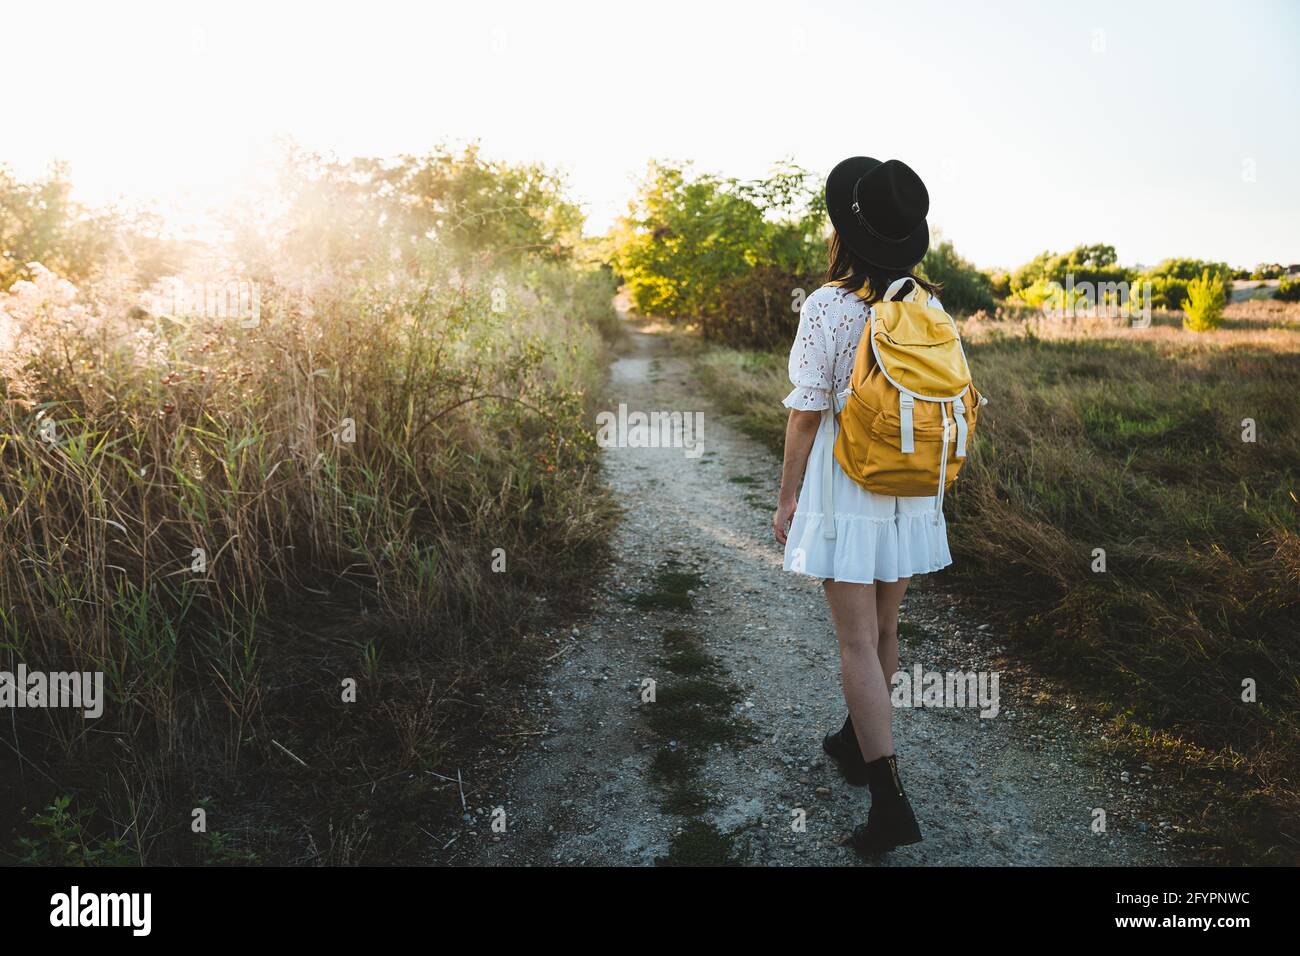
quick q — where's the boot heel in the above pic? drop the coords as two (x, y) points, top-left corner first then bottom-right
(852, 754), (924, 855)
(822, 716), (870, 787)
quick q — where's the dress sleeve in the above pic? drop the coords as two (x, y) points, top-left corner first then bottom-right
(782, 289), (833, 411)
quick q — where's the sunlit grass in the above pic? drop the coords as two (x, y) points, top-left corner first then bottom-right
(700, 303), (1300, 863)
(0, 222), (620, 863)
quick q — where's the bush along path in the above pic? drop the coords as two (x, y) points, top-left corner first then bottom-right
(445, 315), (1202, 866)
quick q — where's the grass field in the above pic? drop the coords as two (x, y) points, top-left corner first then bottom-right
(698, 299), (1300, 864)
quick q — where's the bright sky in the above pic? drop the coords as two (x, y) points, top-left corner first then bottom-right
(4, 0), (1297, 269)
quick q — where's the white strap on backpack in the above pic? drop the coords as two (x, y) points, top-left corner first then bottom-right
(882, 276), (915, 302)
(953, 395), (969, 458)
(898, 393), (916, 454)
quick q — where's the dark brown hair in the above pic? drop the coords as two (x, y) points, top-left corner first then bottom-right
(826, 229), (941, 304)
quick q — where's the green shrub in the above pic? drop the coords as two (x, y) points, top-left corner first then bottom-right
(702, 266), (820, 349)
(1182, 268), (1227, 330)
(1140, 257), (1233, 310)
(1014, 276), (1096, 312)
(1277, 275), (1300, 302)
(14, 796), (134, 866)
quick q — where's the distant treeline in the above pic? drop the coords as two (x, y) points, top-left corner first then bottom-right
(608, 161), (1292, 347)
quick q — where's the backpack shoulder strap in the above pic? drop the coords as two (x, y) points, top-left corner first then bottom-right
(881, 277), (914, 302)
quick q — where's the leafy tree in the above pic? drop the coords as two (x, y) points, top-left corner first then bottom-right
(611, 161), (824, 322)
(229, 145), (586, 280)
(364, 144), (584, 263)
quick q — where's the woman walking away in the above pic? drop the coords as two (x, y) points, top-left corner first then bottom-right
(772, 156), (984, 856)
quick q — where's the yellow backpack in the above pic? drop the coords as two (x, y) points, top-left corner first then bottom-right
(821, 277), (985, 536)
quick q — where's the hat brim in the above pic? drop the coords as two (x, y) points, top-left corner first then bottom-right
(825, 156), (930, 271)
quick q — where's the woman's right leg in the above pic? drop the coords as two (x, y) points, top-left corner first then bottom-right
(823, 580), (894, 763)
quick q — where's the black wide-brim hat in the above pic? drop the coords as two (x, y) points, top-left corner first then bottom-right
(825, 156), (930, 270)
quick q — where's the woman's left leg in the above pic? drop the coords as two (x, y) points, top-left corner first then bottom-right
(823, 580), (894, 762)
(874, 576), (911, 683)
(824, 578), (924, 854)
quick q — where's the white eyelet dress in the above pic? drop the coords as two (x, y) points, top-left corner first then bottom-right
(782, 284), (953, 584)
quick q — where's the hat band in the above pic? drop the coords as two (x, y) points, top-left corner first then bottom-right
(851, 176), (914, 244)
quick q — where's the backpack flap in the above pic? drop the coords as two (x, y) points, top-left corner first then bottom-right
(869, 300), (971, 400)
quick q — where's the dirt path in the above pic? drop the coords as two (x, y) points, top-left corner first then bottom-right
(450, 319), (1195, 866)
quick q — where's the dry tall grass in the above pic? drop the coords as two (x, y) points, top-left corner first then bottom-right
(701, 299), (1300, 863)
(1, 238), (619, 862)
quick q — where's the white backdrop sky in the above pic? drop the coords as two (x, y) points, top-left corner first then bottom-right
(3, 0), (1297, 269)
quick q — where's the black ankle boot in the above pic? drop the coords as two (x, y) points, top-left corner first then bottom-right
(822, 714), (869, 786)
(851, 754), (923, 855)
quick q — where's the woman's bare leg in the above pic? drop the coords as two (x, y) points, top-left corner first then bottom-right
(874, 577), (911, 684)
(823, 580), (893, 762)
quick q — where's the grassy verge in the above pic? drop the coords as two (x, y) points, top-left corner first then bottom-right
(696, 302), (1300, 864)
(0, 256), (621, 864)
